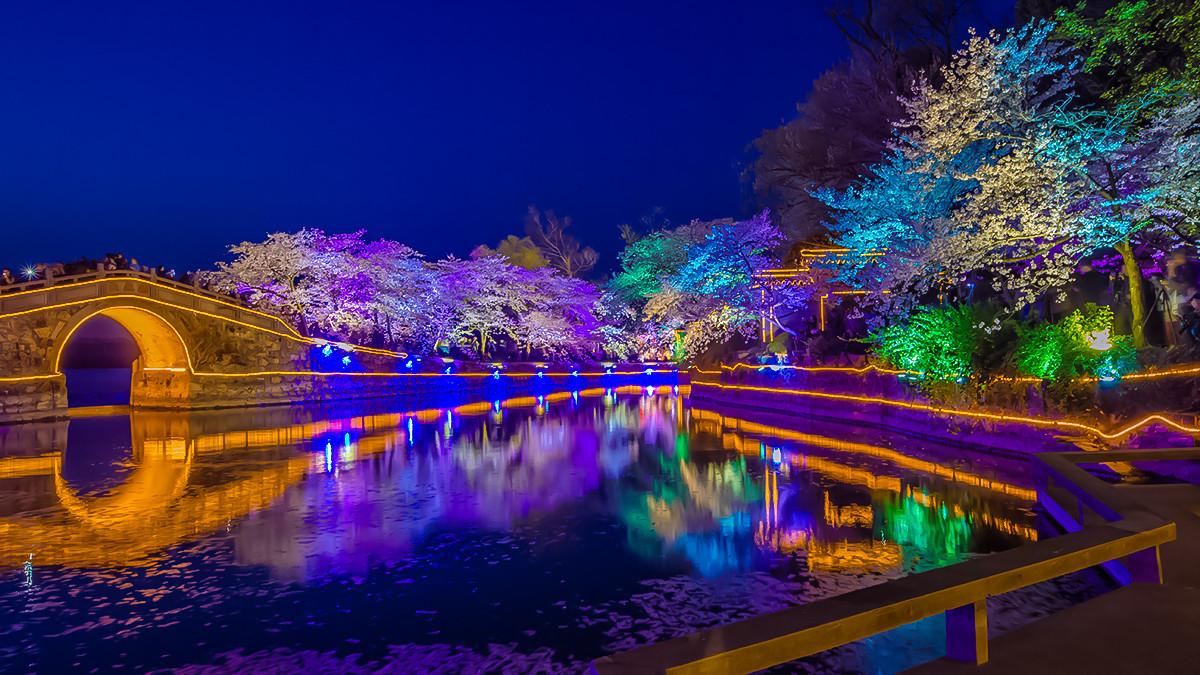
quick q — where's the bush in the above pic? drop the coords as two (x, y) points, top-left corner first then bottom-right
(1014, 304), (1136, 383)
(871, 304), (982, 379)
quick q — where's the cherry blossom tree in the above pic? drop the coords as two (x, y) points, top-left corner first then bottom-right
(434, 255), (529, 356)
(354, 239), (438, 346)
(1142, 98), (1200, 241)
(820, 21), (1161, 341)
(211, 229), (366, 337)
(628, 211), (807, 358)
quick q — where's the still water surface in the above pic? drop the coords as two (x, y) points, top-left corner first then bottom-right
(0, 385), (1110, 673)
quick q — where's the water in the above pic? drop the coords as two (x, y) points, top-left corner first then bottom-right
(0, 385), (1112, 673)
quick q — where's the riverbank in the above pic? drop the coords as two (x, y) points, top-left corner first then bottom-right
(0, 363), (683, 425)
(689, 364), (1200, 454)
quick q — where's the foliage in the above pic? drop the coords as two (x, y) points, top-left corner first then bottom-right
(819, 21), (1159, 320)
(751, 55), (908, 242)
(610, 228), (694, 310)
(1055, 0), (1200, 106)
(871, 305), (983, 379)
(211, 229), (381, 338)
(620, 210), (809, 360)
(1140, 98), (1200, 243)
(752, 1), (986, 242)
(214, 230), (619, 360)
(1013, 322), (1070, 380)
(1014, 304), (1137, 381)
(471, 235), (548, 270)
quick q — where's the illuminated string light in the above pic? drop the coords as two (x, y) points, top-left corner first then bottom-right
(693, 407), (1037, 500)
(692, 360), (1200, 385)
(0, 277), (408, 358)
(689, 375), (1200, 440)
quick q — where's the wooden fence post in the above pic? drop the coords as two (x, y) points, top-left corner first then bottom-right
(1126, 546), (1163, 584)
(946, 599), (988, 664)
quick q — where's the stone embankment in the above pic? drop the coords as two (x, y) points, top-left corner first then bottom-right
(688, 364), (1200, 454)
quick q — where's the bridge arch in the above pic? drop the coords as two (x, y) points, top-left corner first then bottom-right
(53, 304), (193, 408)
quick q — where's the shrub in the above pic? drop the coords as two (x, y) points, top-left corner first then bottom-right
(871, 305), (982, 379)
(1014, 304), (1136, 382)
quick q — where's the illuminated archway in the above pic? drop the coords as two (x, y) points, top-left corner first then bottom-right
(54, 305), (193, 409)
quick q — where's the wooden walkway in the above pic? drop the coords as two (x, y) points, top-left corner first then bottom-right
(907, 482), (1200, 674)
(905, 583), (1200, 674)
(590, 447), (1199, 675)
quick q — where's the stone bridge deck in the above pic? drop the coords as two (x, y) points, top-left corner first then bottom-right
(0, 269), (295, 336)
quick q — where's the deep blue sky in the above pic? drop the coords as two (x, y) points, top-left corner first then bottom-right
(3, 1), (880, 273)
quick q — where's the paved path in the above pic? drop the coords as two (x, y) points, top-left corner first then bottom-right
(906, 483), (1200, 674)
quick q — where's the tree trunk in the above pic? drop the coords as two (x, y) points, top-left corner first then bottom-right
(770, 315), (798, 338)
(1115, 240), (1145, 348)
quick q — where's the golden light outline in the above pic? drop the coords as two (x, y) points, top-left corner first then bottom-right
(689, 375), (1200, 441)
(692, 407), (1037, 500)
(0, 278), (407, 358)
(694, 360), (1200, 385)
(51, 305), (195, 373)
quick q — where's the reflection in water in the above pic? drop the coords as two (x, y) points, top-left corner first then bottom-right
(0, 387), (1111, 673)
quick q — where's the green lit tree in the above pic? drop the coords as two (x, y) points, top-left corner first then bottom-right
(1055, 1), (1200, 107)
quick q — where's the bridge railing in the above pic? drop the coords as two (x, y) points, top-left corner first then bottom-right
(0, 268), (245, 306)
(589, 447), (1180, 674)
(0, 269), (312, 340)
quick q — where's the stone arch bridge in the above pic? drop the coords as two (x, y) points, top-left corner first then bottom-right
(0, 271), (408, 423)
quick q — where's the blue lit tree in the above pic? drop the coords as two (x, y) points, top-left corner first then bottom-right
(818, 21), (1163, 337)
(642, 211), (809, 356)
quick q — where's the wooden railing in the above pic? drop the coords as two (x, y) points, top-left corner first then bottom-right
(589, 447), (1179, 674)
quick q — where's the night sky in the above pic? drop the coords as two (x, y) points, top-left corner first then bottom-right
(1, 1), (934, 274)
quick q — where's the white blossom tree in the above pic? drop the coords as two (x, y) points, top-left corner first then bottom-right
(821, 21), (1160, 341)
(211, 229), (363, 337)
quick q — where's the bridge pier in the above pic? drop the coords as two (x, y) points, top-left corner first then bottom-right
(129, 360), (191, 410)
(0, 376), (65, 423)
